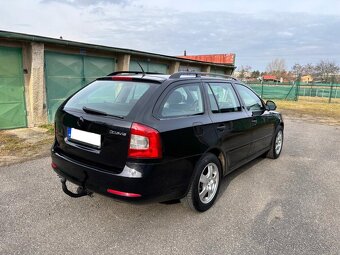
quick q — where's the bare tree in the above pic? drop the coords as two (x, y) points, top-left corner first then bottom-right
(266, 58), (286, 77)
(251, 70), (260, 78)
(315, 60), (339, 82)
(237, 65), (252, 79)
(303, 63), (315, 76)
(291, 63), (303, 77)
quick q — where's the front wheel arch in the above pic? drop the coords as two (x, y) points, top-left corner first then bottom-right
(267, 126), (284, 159)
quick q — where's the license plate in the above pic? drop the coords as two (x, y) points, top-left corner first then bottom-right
(67, 128), (101, 148)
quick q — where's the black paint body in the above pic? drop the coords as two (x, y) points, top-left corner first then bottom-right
(52, 75), (284, 203)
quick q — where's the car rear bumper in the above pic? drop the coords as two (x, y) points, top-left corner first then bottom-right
(51, 149), (197, 203)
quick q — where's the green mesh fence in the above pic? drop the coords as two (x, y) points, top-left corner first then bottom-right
(298, 83), (340, 99)
(247, 82), (298, 101)
(246, 81), (340, 102)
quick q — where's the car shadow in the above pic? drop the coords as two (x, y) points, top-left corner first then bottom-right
(158, 156), (267, 207)
(218, 156), (266, 198)
(158, 156), (267, 206)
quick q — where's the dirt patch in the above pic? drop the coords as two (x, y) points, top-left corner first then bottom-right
(0, 127), (54, 167)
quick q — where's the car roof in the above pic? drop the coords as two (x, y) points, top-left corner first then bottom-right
(101, 71), (239, 84)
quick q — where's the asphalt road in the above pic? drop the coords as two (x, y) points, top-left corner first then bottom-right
(1, 118), (339, 255)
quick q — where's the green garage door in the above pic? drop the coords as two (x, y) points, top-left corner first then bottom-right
(179, 65), (201, 72)
(211, 68), (225, 75)
(0, 46), (26, 129)
(129, 60), (168, 74)
(45, 52), (115, 122)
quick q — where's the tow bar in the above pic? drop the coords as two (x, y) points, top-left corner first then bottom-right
(60, 177), (93, 198)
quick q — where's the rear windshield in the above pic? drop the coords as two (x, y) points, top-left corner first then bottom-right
(64, 80), (152, 118)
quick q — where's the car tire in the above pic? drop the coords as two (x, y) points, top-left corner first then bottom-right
(267, 126), (284, 159)
(182, 153), (221, 212)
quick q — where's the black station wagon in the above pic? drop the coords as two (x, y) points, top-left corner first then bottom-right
(51, 71), (284, 212)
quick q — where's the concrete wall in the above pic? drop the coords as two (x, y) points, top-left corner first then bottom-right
(169, 61), (180, 74)
(27, 43), (46, 127)
(116, 54), (131, 71)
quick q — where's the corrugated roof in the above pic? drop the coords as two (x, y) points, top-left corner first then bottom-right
(178, 54), (235, 65)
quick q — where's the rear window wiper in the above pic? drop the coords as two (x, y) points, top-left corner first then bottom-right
(82, 106), (107, 115)
(82, 106), (124, 119)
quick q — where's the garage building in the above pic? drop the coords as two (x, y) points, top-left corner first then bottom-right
(0, 30), (236, 129)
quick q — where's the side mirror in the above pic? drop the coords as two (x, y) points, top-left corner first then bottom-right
(266, 100), (277, 111)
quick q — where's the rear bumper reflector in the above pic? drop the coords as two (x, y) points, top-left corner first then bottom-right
(51, 162), (58, 169)
(107, 188), (141, 198)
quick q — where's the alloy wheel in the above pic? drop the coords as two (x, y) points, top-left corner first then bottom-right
(198, 163), (219, 204)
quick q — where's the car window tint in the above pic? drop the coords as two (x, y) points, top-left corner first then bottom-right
(161, 83), (204, 117)
(236, 84), (263, 111)
(208, 82), (241, 113)
(64, 80), (151, 117)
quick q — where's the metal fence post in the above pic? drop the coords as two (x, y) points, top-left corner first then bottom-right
(295, 75), (301, 101)
(310, 82), (313, 97)
(261, 80), (264, 98)
(329, 76), (335, 103)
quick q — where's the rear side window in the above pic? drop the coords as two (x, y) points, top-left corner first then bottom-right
(64, 80), (151, 117)
(206, 82), (241, 113)
(160, 83), (204, 117)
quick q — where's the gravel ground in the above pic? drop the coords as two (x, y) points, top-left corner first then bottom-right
(0, 118), (339, 255)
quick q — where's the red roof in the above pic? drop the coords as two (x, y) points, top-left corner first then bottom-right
(177, 54), (235, 65)
(263, 75), (277, 80)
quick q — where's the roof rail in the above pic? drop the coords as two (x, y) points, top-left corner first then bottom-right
(169, 72), (237, 80)
(107, 71), (162, 76)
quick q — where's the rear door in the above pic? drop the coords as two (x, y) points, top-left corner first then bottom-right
(153, 81), (215, 159)
(234, 84), (276, 155)
(204, 81), (252, 171)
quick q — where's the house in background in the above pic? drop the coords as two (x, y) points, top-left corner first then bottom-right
(261, 75), (280, 82)
(301, 75), (313, 83)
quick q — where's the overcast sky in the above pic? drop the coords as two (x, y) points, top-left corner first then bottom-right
(1, 0), (340, 70)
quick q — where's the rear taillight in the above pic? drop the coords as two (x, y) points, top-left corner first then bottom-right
(128, 123), (162, 159)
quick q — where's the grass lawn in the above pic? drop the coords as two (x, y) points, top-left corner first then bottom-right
(275, 97), (340, 126)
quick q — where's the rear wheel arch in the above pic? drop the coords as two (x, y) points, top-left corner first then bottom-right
(207, 148), (228, 176)
(183, 149), (226, 199)
(182, 152), (222, 211)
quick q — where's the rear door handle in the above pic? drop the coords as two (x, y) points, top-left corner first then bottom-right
(251, 119), (257, 126)
(217, 124), (226, 131)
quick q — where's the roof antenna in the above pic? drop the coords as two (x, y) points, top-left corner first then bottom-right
(136, 61), (146, 76)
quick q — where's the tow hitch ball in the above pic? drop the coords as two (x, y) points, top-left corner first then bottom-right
(60, 177), (93, 198)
